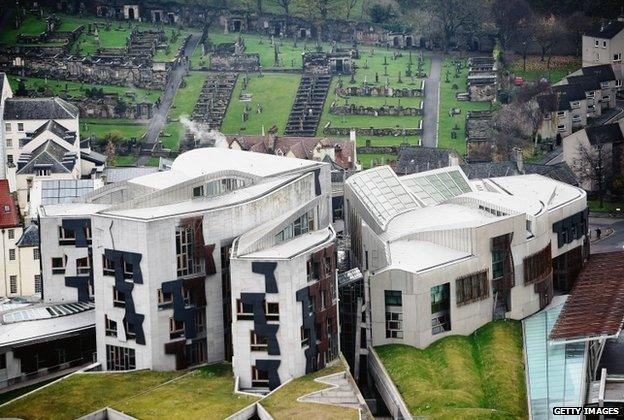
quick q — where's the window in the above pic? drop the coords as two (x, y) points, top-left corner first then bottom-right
(157, 288), (174, 309)
(616, 79), (623, 88)
(204, 178), (245, 197)
(113, 287), (126, 307)
(33, 248), (39, 260)
(105, 315), (117, 337)
(595, 39), (599, 47)
(34, 275), (42, 293)
(524, 244), (552, 285)
(76, 256), (91, 275)
(614, 53), (622, 62)
(251, 366), (269, 387)
(275, 210), (315, 244)
(5, 138), (11, 148)
(557, 124), (566, 132)
(58, 226), (76, 245)
(36, 168), (51, 176)
(8, 249), (15, 260)
(250, 331), (268, 351)
(492, 249), (505, 279)
(51, 256), (66, 274)
(603, 40), (607, 48)
(123, 261), (134, 279)
(570, 101), (580, 109)
(308, 295), (316, 314)
(301, 326), (310, 347)
(17, 123), (23, 132)
(431, 283), (451, 335)
(456, 270), (489, 306)
(195, 310), (206, 332)
(102, 255), (115, 276)
(0, 354), (6, 370)
(176, 225), (202, 277)
(124, 319), (136, 339)
(192, 185), (204, 198)
(106, 345), (135, 371)
(320, 290), (327, 310)
(307, 259), (321, 281)
(266, 301), (279, 321)
(4, 123), (10, 132)
(169, 317), (185, 339)
(236, 299), (254, 320)
(587, 90), (596, 98)
(385, 290), (403, 339)
(6, 155), (12, 165)
(603, 95), (611, 102)
(9, 276), (17, 294)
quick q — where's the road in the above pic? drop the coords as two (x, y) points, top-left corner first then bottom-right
(421, 54), (442, 148)
(137, 33), (201, 165)
(589, 216), (624, 254)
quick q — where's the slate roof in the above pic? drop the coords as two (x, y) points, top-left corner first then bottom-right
(585, 122), (624, 146)
(16, 224), (39, 247)
(80, 149), (106, 165)
(0, 180), (19, 229)
(3, 97), (78, 120)
(461, 161), (578, 186)
(566, 75), (601, 92)
(17, 140), (76, 175)
(226, 135), (356, 170)
(550, 251), (624, 342)
(585, 20), (624, 39)
(395, 146), (461, 175)
(581, 65), (616, 83)
(22, 120), (77, 148)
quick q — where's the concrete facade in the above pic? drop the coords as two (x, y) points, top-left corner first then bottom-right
(344, 165), (588, 350)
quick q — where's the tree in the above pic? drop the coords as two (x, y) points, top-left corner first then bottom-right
(564, 11), (592, 57)
(571, 142), (612, 208)
(534, 15), (562, 65)
(369, 4), (393, 23)
(491, 102), (543, 160)
(491, 0), (533, 50)
(345, 0), (359, 19)
(276, 0), (292, 15)
(105, 137), (117, 167)
(422, 0), (487, 51)
(16, 79), (27, 96)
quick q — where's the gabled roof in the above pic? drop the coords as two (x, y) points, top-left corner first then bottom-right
(566, 75), (601, 92)
(585, 122), (624, 146)
(16, 224), (39, 247)
(395, 146), (460, 175)
(552, 84), (587, 106)
(17, 140), (76, 175)
(461, 161), (578, 186)
(581, 65), (616, 83)
(550, 251), (624, 342)
(21, 119), (77, 148)
(4, 97), (78, 120)
(585, 20), (624, 39)
(0, 180), (19, 229)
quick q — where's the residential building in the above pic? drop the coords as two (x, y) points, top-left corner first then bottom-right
(38, 148), (336, 391)
(0, 179), (41, 298)
(582, 18), (624, 84)
(344, 165), (588, 351)
(536, 84), (588, 139)
(562, 120), (624, 192)
(0, 72), (106, 219)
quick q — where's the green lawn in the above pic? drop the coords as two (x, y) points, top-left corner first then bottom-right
(358, 153), (397, 169)
(146, 156), (161, 167)
(7, 75), (160, 104)
(438, 58), (491, 155)
(588, 199), (624, 213)
(0, 15), (48, 44)
(221, 73), (299, 135)
(0, 364), (256, 420)
(153, 29), (197, 62)
(508, 55), (581, 84)
(80, 118), (147, 140)
(261, 359), (358, 420)
(113, 155), (138, 166)
(376, 321), (527, 420)
(162, 71), (208, 151)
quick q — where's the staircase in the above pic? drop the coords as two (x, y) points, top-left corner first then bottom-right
(191, 73), (238, 130)
(284, 74), (331, 137)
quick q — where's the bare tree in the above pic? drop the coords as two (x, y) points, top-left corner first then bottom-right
(491, 102), (542, 160)
(565, 11), (592, 57)
(535, 14), (563, 67)
(345, 0), (359, 19)
(572, 143), (612, 208)
(422, 0), (487, 51)
(491, 0), (533, 50)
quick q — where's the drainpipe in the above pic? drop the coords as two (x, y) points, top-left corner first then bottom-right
(1, 229), (6, 297)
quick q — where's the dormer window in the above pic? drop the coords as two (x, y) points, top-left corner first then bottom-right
(614, 53), (622, 62)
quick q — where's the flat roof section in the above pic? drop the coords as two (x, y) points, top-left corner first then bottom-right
(550, 251), (624, 343)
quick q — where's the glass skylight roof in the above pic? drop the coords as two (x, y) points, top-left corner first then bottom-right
(348, 166), (419, 228)
(524, 303), (586, 419)
(401, 168), (473, 206)
(2, 301), (95, 324)
(41, 179), (95, 205)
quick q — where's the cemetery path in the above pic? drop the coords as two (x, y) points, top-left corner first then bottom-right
(422, 54), (443, 148)
(138, 33), (201, 165)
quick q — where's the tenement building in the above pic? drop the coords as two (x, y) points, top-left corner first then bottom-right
(38, 148), (337, 391)
(344, 165), (588, 350)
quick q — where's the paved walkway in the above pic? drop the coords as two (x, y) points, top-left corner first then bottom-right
(298, 372), (368, 416)
(589, 216), (624, 254)
(421, 54), (443, 148)
(137, 33), (201, 165)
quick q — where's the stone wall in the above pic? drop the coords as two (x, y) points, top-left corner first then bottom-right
(329, 102), (422, 116)
(335, 84), (424, 97)
(210, 53), (261, 72)
(73, 97), (154, 120)
(323, 126), (422, 136)
(468, 83), (497, 102)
